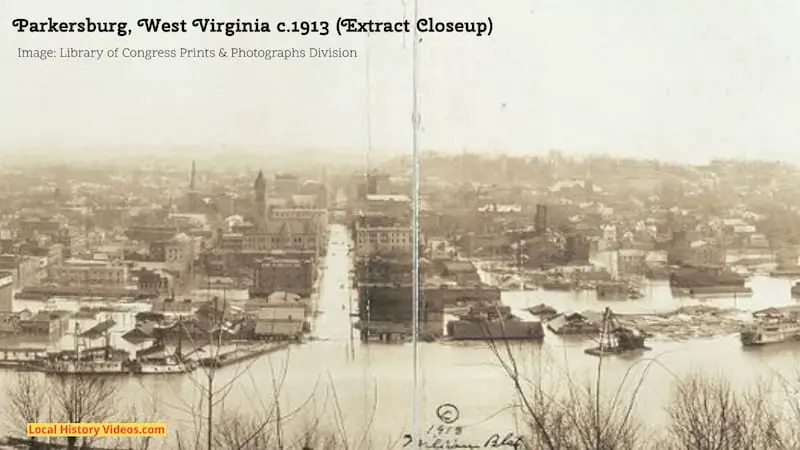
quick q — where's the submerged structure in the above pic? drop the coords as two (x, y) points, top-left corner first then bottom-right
(585, 307), (649, 356)
(447, 304), (544, 341)
(669, 265), (752, 298)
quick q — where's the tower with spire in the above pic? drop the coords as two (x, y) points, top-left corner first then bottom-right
(254, 170), (266, 221)
(190, 160), (196, 191)
(186, 160), (201, 212)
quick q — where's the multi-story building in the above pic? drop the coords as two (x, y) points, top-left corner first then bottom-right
(125, 225), (179, 243)
(219, 233), (244, 252)
(0, 271), (12, 312)
(19, 310), (71, 340)
(52, 228), (87, 259)
(355, 225), (415, 257)
(135, 268), (174, 297)
(0, 255), (43, 289)
(251, 256), (314, 297)
(165, 233), (194, 268)
(689, 240), (725, 266)
(366, 172), (392, 195)
(45, 243), (64, 279)
(59, 259), (128, 289)
(598, 224), (618, 251)
(617, 249), (647, 276)
(17, 218), (63, 238)
(238, 220), (319, 254)
(667, 231), (691, 265)
(271, 208), (327, 227)
(252, 291), (307, 338)
(361, 195), (412, 222)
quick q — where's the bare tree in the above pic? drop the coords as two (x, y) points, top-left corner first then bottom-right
(484, 318), (644, 450)
(665, 373), (786, 450)
(49, 374), (120, 450)
(4, 372), (47, 447)
(165, 296), (318, 450)
(109, 391), (161, 450)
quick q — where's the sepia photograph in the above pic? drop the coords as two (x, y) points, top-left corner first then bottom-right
(4, 0), (800, 449)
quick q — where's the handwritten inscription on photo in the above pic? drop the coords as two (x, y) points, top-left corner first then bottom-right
(401, 404), (524, 449)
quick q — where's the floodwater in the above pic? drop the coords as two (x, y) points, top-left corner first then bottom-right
(4, 225), (800, 448)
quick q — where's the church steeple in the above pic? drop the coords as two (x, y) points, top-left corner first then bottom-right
(190, 160), (196, 191)
(254, 170), (266, 220)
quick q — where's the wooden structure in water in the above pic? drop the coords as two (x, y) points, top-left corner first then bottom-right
(585, 307), (650, 357)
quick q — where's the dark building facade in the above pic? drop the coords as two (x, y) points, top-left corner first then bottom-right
(251, 256), (314, 298)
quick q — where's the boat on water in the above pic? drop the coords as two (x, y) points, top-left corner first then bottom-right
(585, 307), (650, 356)
(36, 321), (131, 375)
(199, 341), (290, 368)
(792, 282), (800, 299)
(135, 355), (196, 374)
(447, 304), (544, 341)
(740, 309), (800, 346)
(132, 327), (197, 374)
(0, 348), (48, 369)
(39, 356), (129, 375)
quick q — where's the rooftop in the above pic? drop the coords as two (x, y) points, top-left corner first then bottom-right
(64, 259), (112, 267)
(365, 194), (411, 203)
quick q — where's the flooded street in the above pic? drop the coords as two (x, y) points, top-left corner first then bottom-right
(3, 224), (800, 446)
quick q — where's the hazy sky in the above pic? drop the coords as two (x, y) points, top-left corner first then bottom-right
(2, 1), (800, 163)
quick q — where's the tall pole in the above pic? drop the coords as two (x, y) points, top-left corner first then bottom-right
(411, 0), (423, 445)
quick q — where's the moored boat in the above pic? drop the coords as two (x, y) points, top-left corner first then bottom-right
(0, 348), (47, 369)
(132, 329), (196, 374)
(37, 322), (131, 375)
(40, 358), (130, 375)
(740, 309), (800, 346)
(135, 355), (196, 374)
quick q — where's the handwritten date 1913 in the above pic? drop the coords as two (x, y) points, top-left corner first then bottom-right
(427, 424), (463, 435)
(401, 432), (523, 449)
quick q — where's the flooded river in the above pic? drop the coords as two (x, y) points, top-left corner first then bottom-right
(3, 225), (800, 448)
